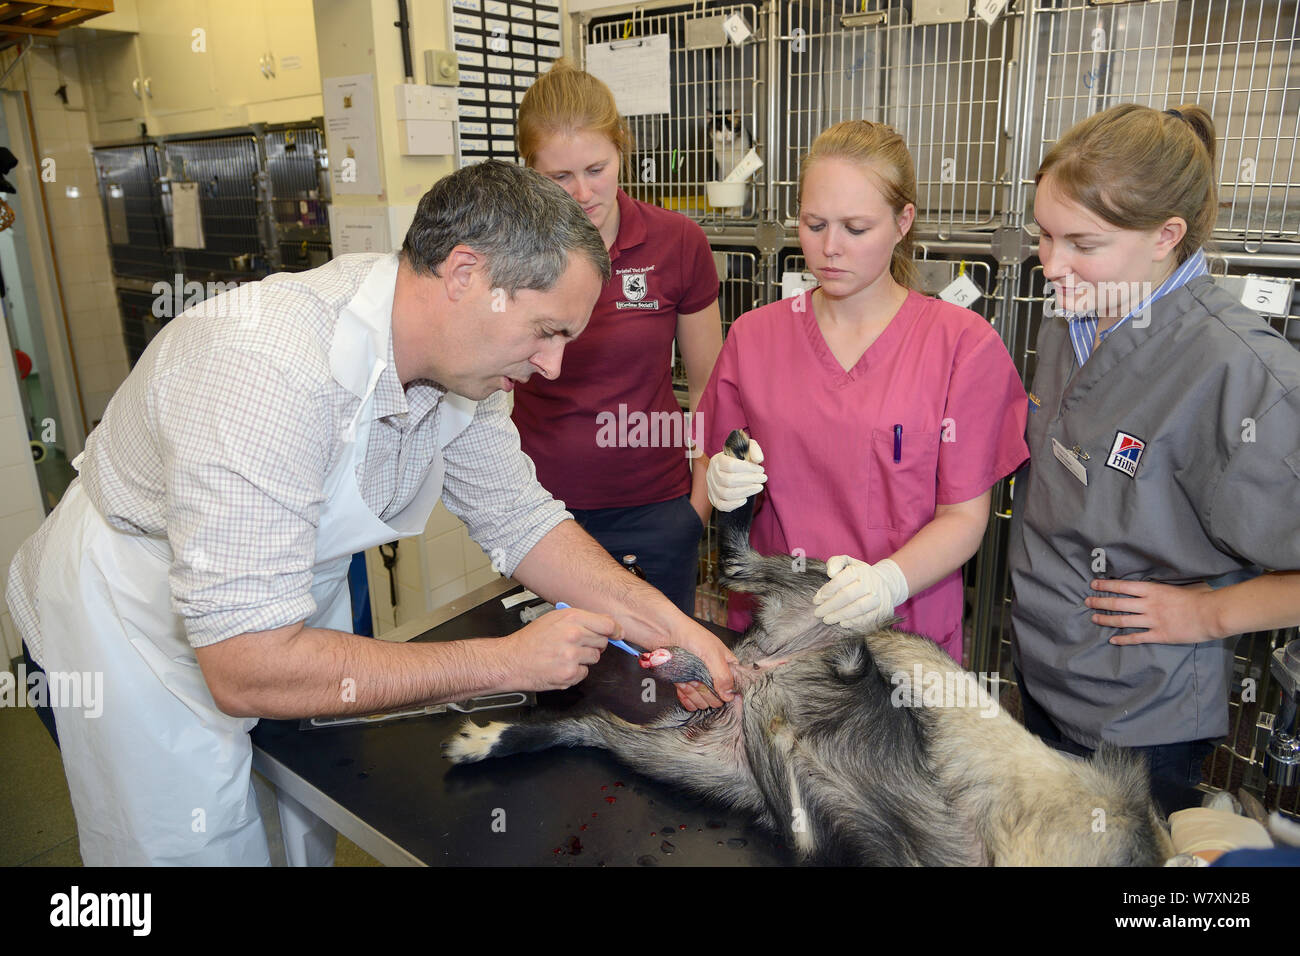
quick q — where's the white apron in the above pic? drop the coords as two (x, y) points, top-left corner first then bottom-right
(36, 256), (476, 865)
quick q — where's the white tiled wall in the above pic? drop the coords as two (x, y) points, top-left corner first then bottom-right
(26, 44), (129, 427)
(365, 502), (500, 636)
(0, 325), (47, 665)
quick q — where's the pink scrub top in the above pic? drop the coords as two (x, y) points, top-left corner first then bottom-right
(696, 289), (1029, 660)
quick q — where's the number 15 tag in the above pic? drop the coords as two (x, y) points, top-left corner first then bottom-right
(939, 273), (983, 308)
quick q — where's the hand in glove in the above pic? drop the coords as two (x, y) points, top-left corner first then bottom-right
(706, 438), (766, 512)
(1169, 807), (1273, 859)
(812, 556), (909, 631)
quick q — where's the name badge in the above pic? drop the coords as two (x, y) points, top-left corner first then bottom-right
(1051, 437), (1088, 486)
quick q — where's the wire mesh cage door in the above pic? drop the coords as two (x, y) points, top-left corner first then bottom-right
(1025, 0), (1300, 244)
(265, 123), (333, 273)
(778, 0), (1015, 234)
(93, 143), (173, 281)
(116, 287), (168, 368)
(161, 134), (264, 280)
(583, 2), (765, 223)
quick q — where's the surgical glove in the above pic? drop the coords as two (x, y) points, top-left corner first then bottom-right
(706, 439), (766, 512)
(1169, 807), (1273, 857)
(813, 556), (909, 631)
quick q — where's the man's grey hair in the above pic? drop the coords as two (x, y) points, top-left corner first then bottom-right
(401, 159), (610, 294)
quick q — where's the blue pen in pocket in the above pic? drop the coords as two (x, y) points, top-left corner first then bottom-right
(893, 424), (903, 463)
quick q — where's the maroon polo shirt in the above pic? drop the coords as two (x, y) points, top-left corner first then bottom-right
(512, 189), (719, 509)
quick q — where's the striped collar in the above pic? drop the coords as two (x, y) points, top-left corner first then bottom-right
(1066, 248), (1209, 367)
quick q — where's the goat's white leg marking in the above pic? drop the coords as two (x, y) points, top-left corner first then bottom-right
(444, 720), (508, 763)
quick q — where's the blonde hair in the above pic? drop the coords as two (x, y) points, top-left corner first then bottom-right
(798, 121), (919, 290)
(517, 59), (633, 169)
(1036, 103), (1218, 264)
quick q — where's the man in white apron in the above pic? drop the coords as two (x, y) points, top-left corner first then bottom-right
(6, 161), (737, 866)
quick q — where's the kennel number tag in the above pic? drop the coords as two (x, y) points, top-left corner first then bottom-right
(1240, 276), (1292, 317)
(938, 274), (982, 308)
(974, 0), (1008, 26)
(722, 13), (752, 45)
(1051, 438), (1088, 486)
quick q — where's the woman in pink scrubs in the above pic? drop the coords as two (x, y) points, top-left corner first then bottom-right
(697, 121), (1029, 662)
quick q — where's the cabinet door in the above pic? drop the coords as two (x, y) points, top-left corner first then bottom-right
(135, 0), (218, 116)
(261, 0), (321, 102)
(80, 33), (146, 124)
(209, 0), (268, 108)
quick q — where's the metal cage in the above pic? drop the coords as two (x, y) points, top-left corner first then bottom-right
(92, 143), (171, 281)
(778, 0), (1014, 232)
(94, 121), (333, 366)
(1025, 0), (1300, 244)
(585, 3), (765, 224)
(160, 134), (264, 280)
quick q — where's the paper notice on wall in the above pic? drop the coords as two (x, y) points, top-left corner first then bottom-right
(327, 205), (393, 255)
(324, 74), (384, 195)
(585, 34), (671, 115)
(171, 181), (205, 249)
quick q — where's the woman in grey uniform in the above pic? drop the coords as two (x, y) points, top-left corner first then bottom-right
(1008, 103), (1300, 813)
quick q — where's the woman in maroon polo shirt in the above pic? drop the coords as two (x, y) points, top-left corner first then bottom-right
(511, 60), (723, 615)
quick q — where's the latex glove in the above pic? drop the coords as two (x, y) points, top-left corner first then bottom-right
(813, 556), (909, 631)
(706, 439), (765, 512)
(1169, 808), (1273, 857)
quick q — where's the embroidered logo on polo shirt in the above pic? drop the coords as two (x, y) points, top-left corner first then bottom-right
(1105, 430), (1146, 478)
(622, 273), (647, 301)
(615, 265), (659, 310)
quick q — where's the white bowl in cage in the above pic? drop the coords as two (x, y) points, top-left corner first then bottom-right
(706, 181), (748, 208)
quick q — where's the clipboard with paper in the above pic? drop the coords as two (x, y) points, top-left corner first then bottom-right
(585, 34), (672, 116)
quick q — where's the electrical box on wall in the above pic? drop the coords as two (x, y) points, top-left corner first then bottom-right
(397, 119), (455, 156)
(394, 84), (457, 122)
(394, 84), (457, 156)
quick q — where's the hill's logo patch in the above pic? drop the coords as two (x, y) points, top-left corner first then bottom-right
(1106, 430), (1146, 478)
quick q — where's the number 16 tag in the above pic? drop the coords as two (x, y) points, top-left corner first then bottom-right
(1240, 276), (1293, 317)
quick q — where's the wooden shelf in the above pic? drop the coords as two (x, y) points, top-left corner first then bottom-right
(0, 1), (113, 50)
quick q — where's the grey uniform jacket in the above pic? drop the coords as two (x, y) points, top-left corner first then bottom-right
(1009, 274), (1300, 749)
